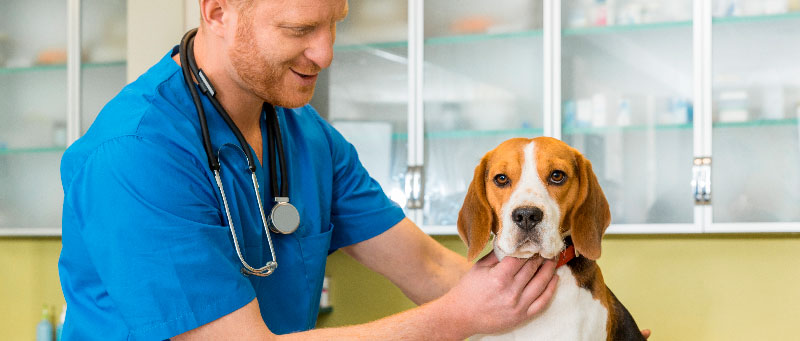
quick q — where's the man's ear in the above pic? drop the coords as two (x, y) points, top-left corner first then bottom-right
(564, 153), (610, 260)
(458, 154), (496, 261)
(200, 0), (233, 37)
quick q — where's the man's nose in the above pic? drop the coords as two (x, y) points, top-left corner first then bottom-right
(512, 206), (544, 231)
(304, 28), (334, 70)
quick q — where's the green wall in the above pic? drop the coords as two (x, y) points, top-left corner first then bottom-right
(3, 234), (799, 340)
(0, 238), (65, 340)
(317, 234), (800, 340)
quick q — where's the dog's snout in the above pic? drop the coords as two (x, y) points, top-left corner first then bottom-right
(512, 206), (543, 230)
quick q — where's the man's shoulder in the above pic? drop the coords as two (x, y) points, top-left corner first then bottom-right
(61, 49), (198, 184)
(96, 51), (188, 137)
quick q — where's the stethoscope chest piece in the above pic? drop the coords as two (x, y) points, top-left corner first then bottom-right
(270, 198), (300, 234)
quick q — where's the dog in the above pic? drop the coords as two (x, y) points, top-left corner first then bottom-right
(458, 137), (645, 341)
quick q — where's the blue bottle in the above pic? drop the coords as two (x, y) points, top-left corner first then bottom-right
(36, 305), (54, 341)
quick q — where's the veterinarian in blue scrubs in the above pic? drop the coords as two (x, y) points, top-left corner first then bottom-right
(58, 0), (560, 339)
(59, 46), (406, 338)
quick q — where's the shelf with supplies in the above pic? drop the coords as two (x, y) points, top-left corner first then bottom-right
(334, 12), (800, 53)
(0, 60), (126, 76)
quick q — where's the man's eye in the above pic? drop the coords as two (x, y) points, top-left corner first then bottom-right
(284, 26), (312, 36)
(549, 170), (567, 185)
(493, 174), (510, 187)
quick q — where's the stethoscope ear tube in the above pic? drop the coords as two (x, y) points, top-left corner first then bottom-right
(180, 29), (219, 171)
(184, 30), (257, 174)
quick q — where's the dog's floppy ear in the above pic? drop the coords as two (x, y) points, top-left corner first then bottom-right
(564, 153), (610, 260)
(458, 154), (496, 261)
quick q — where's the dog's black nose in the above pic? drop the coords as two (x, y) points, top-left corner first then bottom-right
(512, 206), (543, 230)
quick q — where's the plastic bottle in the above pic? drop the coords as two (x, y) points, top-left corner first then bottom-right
(320, 276), (331, 309)
(36, 305), (53, 341)
(56, 304), (67, 341)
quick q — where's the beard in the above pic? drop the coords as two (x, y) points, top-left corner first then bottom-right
(228, 13), (319, 108)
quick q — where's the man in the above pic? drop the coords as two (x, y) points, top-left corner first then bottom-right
(59, 0), (559, 339)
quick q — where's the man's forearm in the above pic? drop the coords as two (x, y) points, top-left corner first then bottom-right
(176, 254), (559, 340)
(279, 296), (470, 341)
(402, 244), (471, 304)
(342, 218), (473, 305)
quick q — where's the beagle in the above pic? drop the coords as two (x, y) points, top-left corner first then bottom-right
(458, 137), (644, 341)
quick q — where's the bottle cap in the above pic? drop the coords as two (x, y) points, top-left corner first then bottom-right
(41, 305), (51, 319)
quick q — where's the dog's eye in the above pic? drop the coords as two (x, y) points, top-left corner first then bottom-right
(549, 170), (567, 185)
(493, 174), (510, 187)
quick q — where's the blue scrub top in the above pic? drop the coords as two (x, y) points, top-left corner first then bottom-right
(58, 47), (405, 340)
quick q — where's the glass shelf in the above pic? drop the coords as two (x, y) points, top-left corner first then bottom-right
(425, 29), (543, 45)
(563, 20), (692, 35)
(563, 123), (693, 135)
(713, 118), (799, 128)
(0, 60), (126, 75)
(385, 118), (800, 141)
(563, 12), (800, 35)
(392, 127), (544, 140)
(563, 118), (798, 135)
(83, 61), (126, 68)
(713, 11), (800, 24)
(0, 146), (66, 155)
(334, 40), (407, 52)
(334, 30), (543, 52)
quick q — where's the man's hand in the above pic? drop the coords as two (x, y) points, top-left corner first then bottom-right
(439, 251), (559, 336)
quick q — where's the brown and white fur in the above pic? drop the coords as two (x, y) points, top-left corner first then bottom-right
(458, 137), (644, 341)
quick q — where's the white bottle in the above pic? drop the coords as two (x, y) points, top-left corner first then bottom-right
(320, 276), (331, 309)
(56, 304), (67, 341)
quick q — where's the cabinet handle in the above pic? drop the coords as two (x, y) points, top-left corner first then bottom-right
(692, 157), (712, 205)
(404, 166), (424, 209)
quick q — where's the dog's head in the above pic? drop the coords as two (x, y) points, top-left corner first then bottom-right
(457, 137), (610, 261)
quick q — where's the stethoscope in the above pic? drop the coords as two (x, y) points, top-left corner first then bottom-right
(179, 28), (299, 277)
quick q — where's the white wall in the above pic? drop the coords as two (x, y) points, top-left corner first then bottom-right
(127, 0), (199, 82)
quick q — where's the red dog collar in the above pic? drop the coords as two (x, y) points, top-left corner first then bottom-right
(557, 244), (576, 268)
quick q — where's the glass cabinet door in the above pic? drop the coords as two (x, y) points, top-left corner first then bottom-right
(0, 0), (127, 234)
(711, 0), (800, 224)
(322, 0), (410, 209)
(81, 0), (127, 133)
(422, 1), (545, 226)
(561, 0), (695, 226)
(0, 0), (68, 231)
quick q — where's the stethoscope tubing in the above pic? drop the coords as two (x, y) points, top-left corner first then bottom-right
(179, 28), (298, 277)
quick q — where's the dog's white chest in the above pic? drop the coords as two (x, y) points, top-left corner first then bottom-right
(472, 267), (608, 341)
